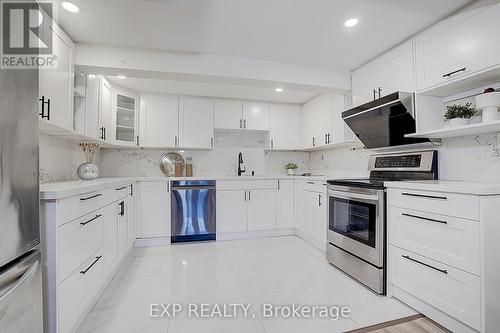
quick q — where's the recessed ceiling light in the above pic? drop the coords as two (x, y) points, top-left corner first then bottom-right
(344, 18), (358, 28)
(62, 1), (80, 13)
(275, 88), (283, 92)
(117, 75), (127, 79)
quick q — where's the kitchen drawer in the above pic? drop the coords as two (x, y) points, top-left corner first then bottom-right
(59, 249), (105, 330)
(388, 207), (480, 275)
(389, 246), (480, 330)
(387, 188), (479, 221)
(302, 180), (327, 193)
(58, 210), (105, 283)
(57, 189), (112, 224)
(109, 183), (130, 202)
(217, 179), (276, 190)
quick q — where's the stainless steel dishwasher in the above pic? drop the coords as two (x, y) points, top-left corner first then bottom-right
(171, 180), (216, 243)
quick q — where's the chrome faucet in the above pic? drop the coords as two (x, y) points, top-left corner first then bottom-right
(238, 152), (246, 176)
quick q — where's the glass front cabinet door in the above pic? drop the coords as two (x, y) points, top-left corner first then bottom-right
(113, 89), (139, 146)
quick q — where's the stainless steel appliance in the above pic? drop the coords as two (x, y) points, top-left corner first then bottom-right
(0, 69), (43, 330)
(327, 150), (438, 294)
(343, 92), (431, 149)
(171, 180), (216, 243)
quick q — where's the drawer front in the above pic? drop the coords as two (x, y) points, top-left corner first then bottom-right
(388, 207), (480, 275)
(387, 188), (479, 221)
(217, 179), (276, 190)
(389, 246), (480, 330)
(302, 180), (327, 193)
(58, 189), (112, 224)
(58, 210), (105, 283)
(109, 183), (130, 203)
(59, 249), (105, 326)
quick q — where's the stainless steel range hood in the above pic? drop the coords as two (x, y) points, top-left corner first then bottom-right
(342, 92), (430, 149)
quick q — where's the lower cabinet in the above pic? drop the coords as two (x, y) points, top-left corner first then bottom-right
(276, 179), (294, 228)
(247, 189), (277, 231)
(294, 180), (327, 247)
(216, 190), (247, 233)
(135, 181), (171, 238)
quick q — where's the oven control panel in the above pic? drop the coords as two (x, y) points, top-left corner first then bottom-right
(374, 155), (421, 168)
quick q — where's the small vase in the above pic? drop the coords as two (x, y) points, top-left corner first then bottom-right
(77, 162), (99, 180)
(447, 118), (468, 128)
(287, 169), (296, 176)
(476, 92), (500, 123)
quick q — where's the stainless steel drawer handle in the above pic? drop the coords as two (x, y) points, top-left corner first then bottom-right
(402, 213), (447, 224)
(80, 256), (102, 275)
(115, 186), (127, 191)
(80, 214), (102, 226)
(401, 192), (447, 200)
(402, 255), (447, 275)
(442, 67), (466, 78)
(307, 181), (315, 185)
(80, 193), (102, 201)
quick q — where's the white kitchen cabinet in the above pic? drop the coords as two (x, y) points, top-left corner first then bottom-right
(116, 200), (128, 259)
(103, 203), (118, 275)
(136, 181), (171, 238)
(277, 179), (294, 228)
(39, 20), (75, 132)
(216, 190), (247, 233)
(84, 75), (101, 140)
(352, 40), (414, 106)
(73, 68), (86, 136)
(247, 189), (277, 231)
(300, 99), (317, 148)
(415, 1), (500, 92)
(99, 78), (113, 142)
(215, 99), (243, 130)
(316, 94), (333, 147)
(330, 94), (347, 145)
(179, 96), (214, 149)
(269, 103), (301, 150)
(242, 101), (270, 130)
(294, 180), (327, 248)
(113, 88), (139, 146)
(139, 94), (179, 148)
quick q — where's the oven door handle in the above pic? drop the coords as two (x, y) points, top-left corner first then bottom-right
(328, 190), (380, 202)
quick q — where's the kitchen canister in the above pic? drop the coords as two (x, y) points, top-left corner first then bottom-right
(185, 157), (193, 177)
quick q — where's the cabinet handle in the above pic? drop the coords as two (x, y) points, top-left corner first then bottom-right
(130, 184), (133, 196)
(402, 213), (447, 224)
(103, 127), (106, 141)
(136, 135), (139, 146)
(80, 256), (103, 275)
(402, 255), (447, 275)
(318, 194), (322, 206)
(115, 186), (127, 191)
(119, 201), (125, 217)
(99, 127), (104, 140)
(46, 98), (51, 120)
(378, 86), (382, 98)
(248, 190), (251, 201)
(373, 89), (377, 100)
(174, 136), (178, 147)
(401, 192), (447, 200)
(277, 180), (280, 190)
(307, 181), (315, 185)
(166, 182), (170, 193)
(243, 119), (247, 129)
(211, 137), (214, 147)
(38, 96), (50, 120)
(312, 137), (315, 147)
(80, 193), (102, 201)
(240, 119), (243, 128)
(443, 67), (466, 78)
(80, 214), (102, 226)
(324, 134), (328, 144)
(244, 190), (247, 201)
(327, 133), (331, 144)
(271, 139), (274, 149)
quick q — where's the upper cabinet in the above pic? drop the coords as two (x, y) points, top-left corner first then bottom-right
(269, 103), (301, 150)
(179, 96), (214, 149)
(99, 78), (113, 143)
(415, 1), (500, 92)
(242, 101), (270, 130)
(214, 99), (243, 130)
(113, 88), (139, 147)
(38, 18), (75, 132)
(352, 40), (414, 107)
(139, 94), (179, 148)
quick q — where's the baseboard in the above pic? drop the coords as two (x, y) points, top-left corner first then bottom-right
(134, 236), (171, 247)
(216, 228), (295, 241)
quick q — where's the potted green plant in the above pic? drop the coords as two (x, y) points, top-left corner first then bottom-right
(444, 102), (477, 127)
(285, 162), (298, 176)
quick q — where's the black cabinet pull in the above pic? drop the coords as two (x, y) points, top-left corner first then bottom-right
(401, 192), (447, 200)
(402, 255), (448, 275)
(307, 181), (315, 185)
(373, 89), (377, 100)
(443, 67), (466, 78)
(115, 186), (127, 191)
(378, 86), (382, 98)
(136, 135), (139, 146)
(239, 119), (243, 128)
(80, 193), (102, 201)
(277, 180), (280, 190)
(244, 191), (247, 201)
(119, 201), (125, 217)
(211, 137), (214, 147)
(312, 137), (315, 147)
(38, 96), (50, 120)
(80, 256), (102, 275)
(244, 119), (247, 128)
(402, 213), (447, 224)
(248, 190), (251, 201)
(318, 194), (322, 206)
(80, 214), (102, 226)
(103, 127), (106, 141)
(271, 139), (274, 149)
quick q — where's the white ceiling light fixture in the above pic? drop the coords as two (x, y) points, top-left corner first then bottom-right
(275, 88), (283, 92)
(344, 18), (359, 28)
(117, 75), (127, 79)
(62, 1), (80, 13)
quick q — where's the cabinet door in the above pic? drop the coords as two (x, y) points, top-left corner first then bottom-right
(103, 203), (118, 276)
(415, 2), (500, 91)
(179, 96), (214, 149)
(85, 75), (100, 140)
(126, 189), (136, 248)
(300, 100), (317, 148)
(136, 181), (171, 238)
(277, 180), (294, 228)
(247, 189), (277, 231)
(139, 94), (179, 148)
(293, 180), (307, 232)
(352, 61), (382, 107)
(39, 22), (74, 131)
(114, 89), (139, 146)
(330, 94), (347, 145)
(303, 190), (326, 245)
(215, 99), (242, 129)
(216, 190), (247, 233)
(315, 95), (332, 146)
(269, 103), (300, 150)
(242, 101), (270, 130)
(380, 41), (414, 96)
(117, 200), (128, 259)
(99, 78), (113, 142)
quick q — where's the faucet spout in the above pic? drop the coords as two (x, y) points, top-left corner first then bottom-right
(238, 152), (246, 176)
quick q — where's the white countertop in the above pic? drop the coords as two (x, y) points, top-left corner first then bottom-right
(384, 180), (500, 196)
(40, 175), (328, 199)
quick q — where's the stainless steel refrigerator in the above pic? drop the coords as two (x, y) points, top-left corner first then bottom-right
(0, 68), (43, 330)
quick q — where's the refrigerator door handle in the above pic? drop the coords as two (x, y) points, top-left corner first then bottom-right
(0, 254), (39, 309)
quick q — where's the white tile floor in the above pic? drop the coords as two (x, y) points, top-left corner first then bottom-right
(77, 236), (416, 333)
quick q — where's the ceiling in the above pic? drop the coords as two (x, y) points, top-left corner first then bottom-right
(57, 0), (471, 71)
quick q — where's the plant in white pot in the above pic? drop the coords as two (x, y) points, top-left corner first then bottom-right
(475, 88), (500, 124)
(444, 103), (477, 128)
(285, 163), (298, 176)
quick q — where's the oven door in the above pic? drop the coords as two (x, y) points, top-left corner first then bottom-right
(328, 186), (385, 267)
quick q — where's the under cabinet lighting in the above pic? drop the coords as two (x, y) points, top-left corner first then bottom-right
(275, 88), (283, 92)
(62, 1), (80, 13)
(344, 18), (358, 27)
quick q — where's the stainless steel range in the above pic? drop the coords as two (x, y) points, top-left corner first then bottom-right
(326, 150), (438, 294)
